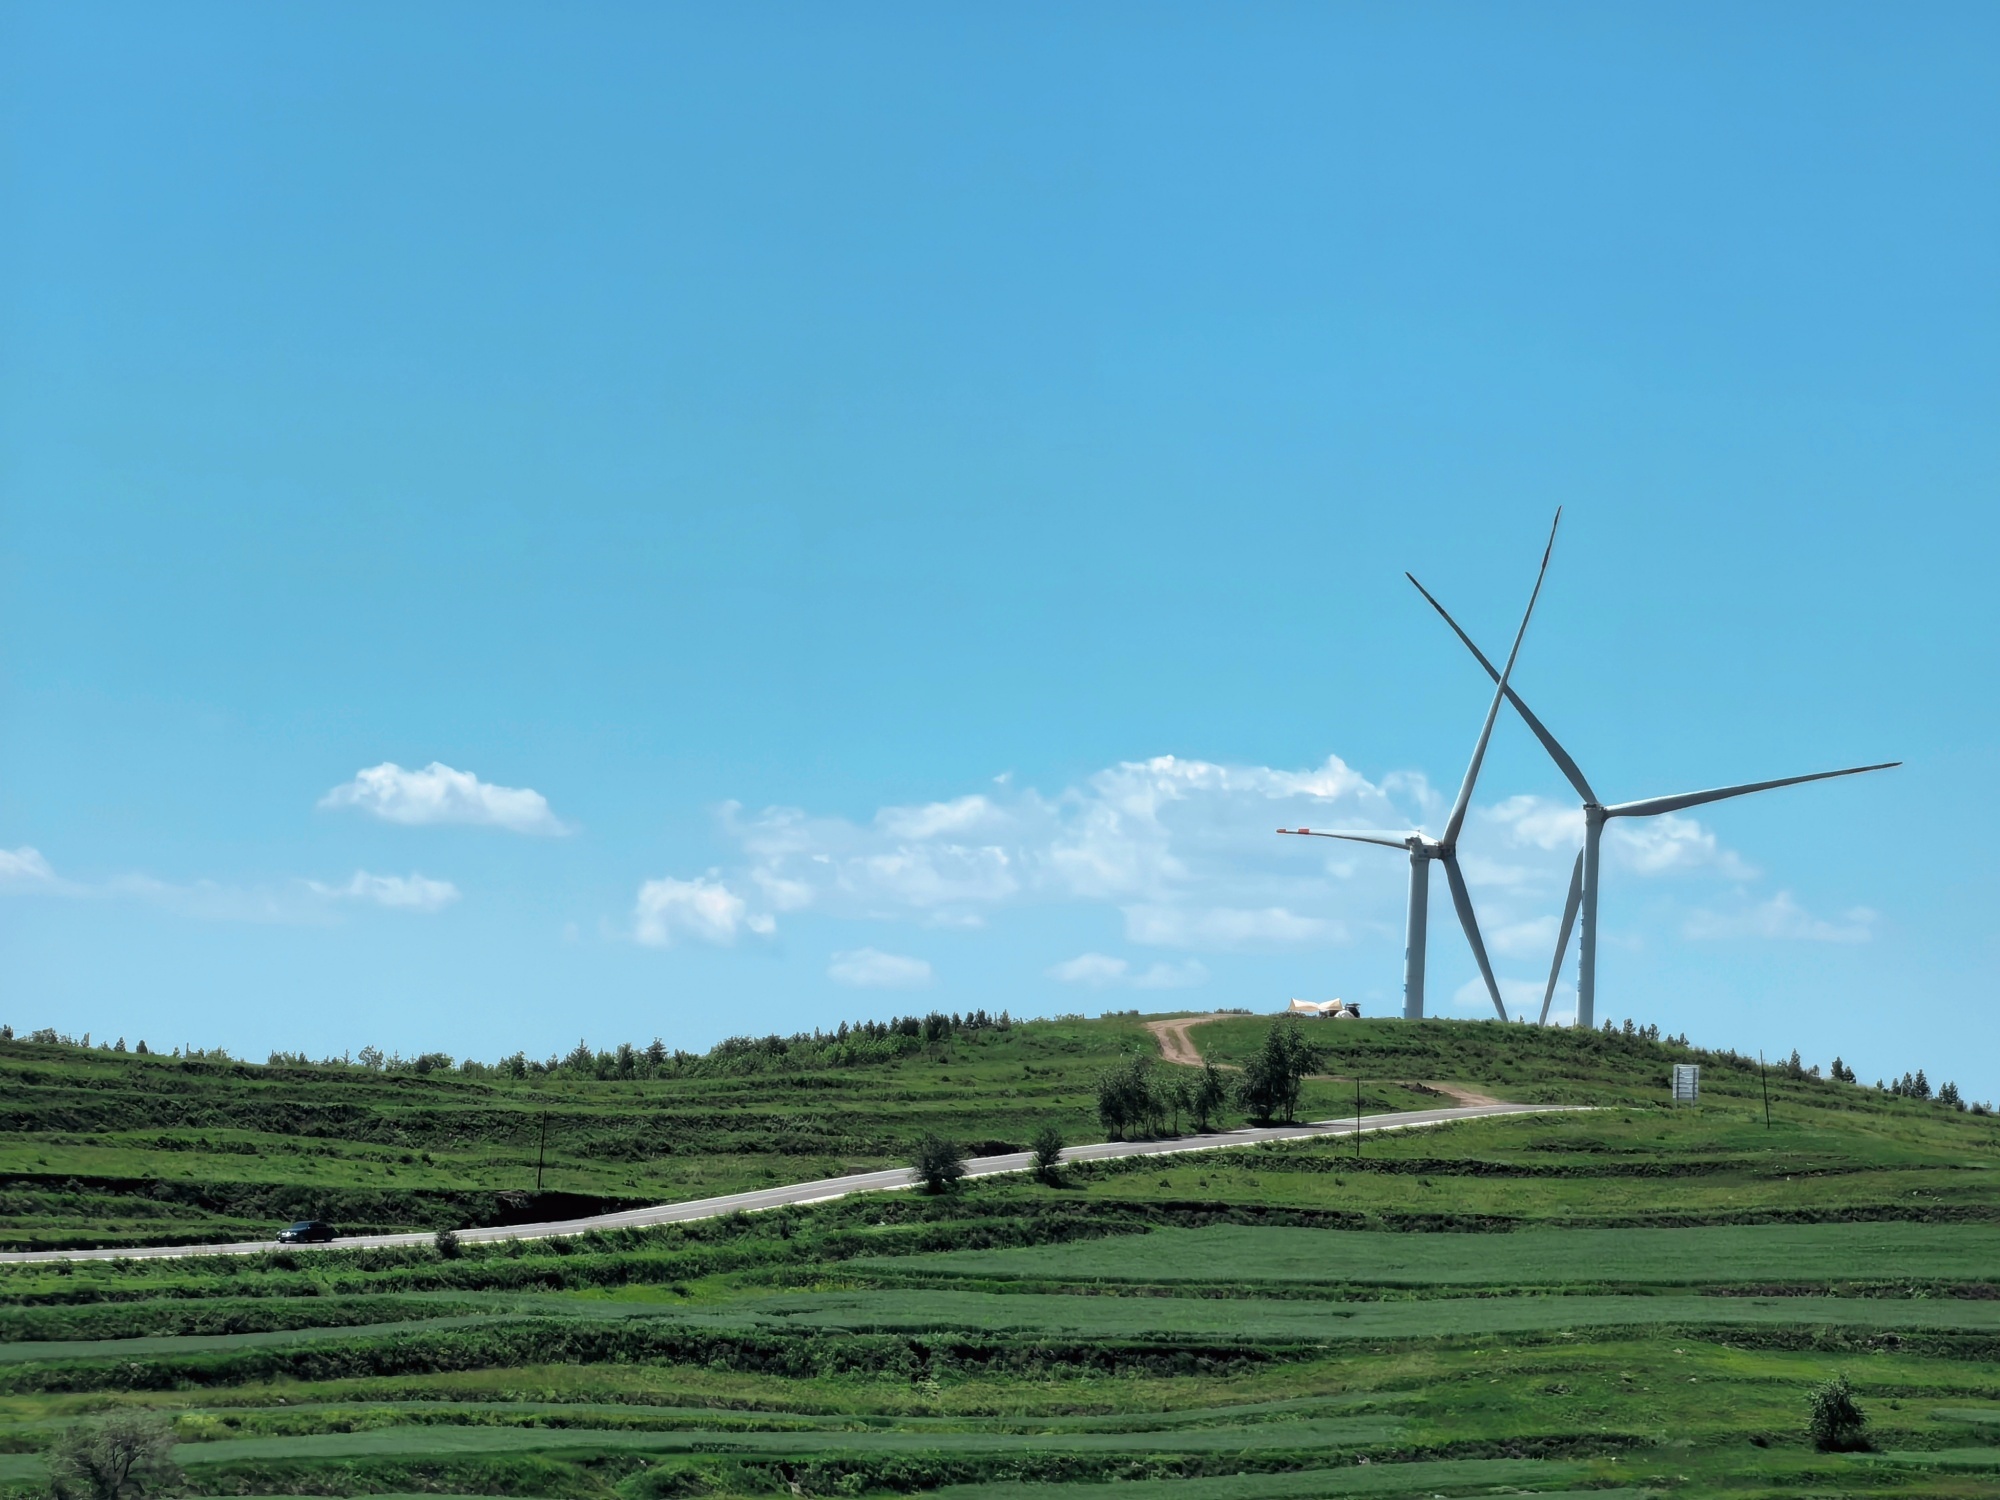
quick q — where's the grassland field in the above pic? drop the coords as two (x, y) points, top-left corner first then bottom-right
(3, 1013), (2000, 1498)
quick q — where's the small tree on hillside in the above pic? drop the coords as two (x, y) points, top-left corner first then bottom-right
(1163, 1072), (1192, 1134)
(48, 1412), (181, 1500)
(1236, 1018), (1323, 1124)
(1030, 1123), (1065, 1184)
(1095, 1053), (1163, 1140)
(1806, 1374), (1869, 1452)
(1190, 1060), (1229, 1132)
(911, 1133), (966, 1193)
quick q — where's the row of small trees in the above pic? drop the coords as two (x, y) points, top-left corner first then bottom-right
(908, 1123), (1064, 1194)
(1096, 1018), (1325, 1140)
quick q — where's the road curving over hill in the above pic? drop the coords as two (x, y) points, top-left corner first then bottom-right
(0, 1100), (1573, 1266)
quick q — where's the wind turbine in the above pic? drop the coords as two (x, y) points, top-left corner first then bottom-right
(1276, 511), (1562, 1022)
(1406, 574), (1899, 1028)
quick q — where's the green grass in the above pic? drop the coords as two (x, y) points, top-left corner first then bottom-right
(0, 1296), (474, 1343)
(7, 1014), (1996, 1248)
(166, 1414), (1405, 1462)
(935, 1466), (1620, 1500)
(0, 1015), (1156, 1249)
(677, 1287), (2000, 1341)
(0, 1313), (502, 1365)
(865, 1222), (2000, 1288)
(7, 1012), (2000, 1499)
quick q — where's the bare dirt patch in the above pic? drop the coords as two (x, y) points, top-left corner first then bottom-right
(1145, 1012), (1501, 1107)
(1144, 1013), (1236, 1067)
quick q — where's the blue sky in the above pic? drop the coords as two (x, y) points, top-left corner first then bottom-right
(3, 4), (1994, 1095)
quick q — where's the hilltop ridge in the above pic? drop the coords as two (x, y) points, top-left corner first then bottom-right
(2, 1012), (1993, 1252)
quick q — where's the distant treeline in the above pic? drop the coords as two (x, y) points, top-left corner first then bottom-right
(2, 1007), (1986, 1113)
(1590, 1017), (1990, 1117)
(0, 1010), (1013, 1083)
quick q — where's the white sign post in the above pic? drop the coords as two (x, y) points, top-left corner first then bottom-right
(1671, 1063), (1700, 1105)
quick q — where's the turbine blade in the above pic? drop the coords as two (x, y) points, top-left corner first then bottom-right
(1442, 850), (1508, 1022)
(1605, 762), (1901, 820)
(1276, 828), (1415, 850)
(1407, 572), (1597, 805)
(1538, 849), (1584, 1026)
(1442, 508), (1561, 847)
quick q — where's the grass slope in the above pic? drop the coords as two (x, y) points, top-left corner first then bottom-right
(4, 1012), (2000, 1499)
(865, 1221), (2000, 1288)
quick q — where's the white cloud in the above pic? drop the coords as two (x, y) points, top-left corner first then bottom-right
(1048, 952), (1130, 986)
(1123, 904), (1334, 950)
(750, 867), (817, 912)
(309, 871), (461, 913)
(828, 947), (934, 989)
(320, 762), (569, 836)
(0, 846), (454, 922)
(723, 752), (1401, 950)
(0, 847), (63, 890)
(1488, 913), (1560, 958)
(1486, 795), (1583, 850)
(1610, 814), (1756, 880)
(875, 795), (1004, 841)
(633, 874), (773, 947)
(1458, 853), (1539, 892)
(1683, 891), (1875, 944)
(1485, 795), (1756, 880)
(1049, 952), (1211, 990)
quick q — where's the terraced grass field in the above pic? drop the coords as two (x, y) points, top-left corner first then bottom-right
(862, 1221), (2000, 1288)
(4, 1013), (2000, 1498)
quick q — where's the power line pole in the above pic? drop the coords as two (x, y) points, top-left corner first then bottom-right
(1354, 1076), (1362, 1159)
(535, 1112), (549, 1192)
(1758, 1053), (1772, 1131)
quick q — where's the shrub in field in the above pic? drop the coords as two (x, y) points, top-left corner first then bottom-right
(1236, 1019), (1322, 1124)
(1191, 1060), (1229, 1132)
(911, 1133), (967, 1193)
(434, 1227), (462, 1259)
(47, 1411), (181, 1500)
(1806, 1374), (1869, 1452)
(1095, 1054), (1163, 1140)
(1030, 1124), (1065, 1184)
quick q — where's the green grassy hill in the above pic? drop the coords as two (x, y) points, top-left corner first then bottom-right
(2, 1011), (1990, 1250)
(1, 1012), (1485, 1251)
(4, 1011), (1999, 1498)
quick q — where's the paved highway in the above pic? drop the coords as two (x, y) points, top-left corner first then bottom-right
(0, 1100), (1570, 1265)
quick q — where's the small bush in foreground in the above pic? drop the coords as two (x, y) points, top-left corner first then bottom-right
(434, 1227), (462, 1259)
(911, 1133), (967, 1194)
(1806, 1373), (1869, 1452)
(1031, 1124), (1065, 1184)
(47, 1411), (181, 1500)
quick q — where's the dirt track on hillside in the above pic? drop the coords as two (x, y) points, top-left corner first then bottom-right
(1144, 1012), (1502, 1108)
(1146, 1013), (1237, 1066)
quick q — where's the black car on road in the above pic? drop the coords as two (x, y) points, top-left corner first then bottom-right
(277, 1220), (338, 1243)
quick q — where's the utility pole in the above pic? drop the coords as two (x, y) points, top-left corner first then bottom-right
(1758, 1053), (1772, 1131)
(1354, 1076), (1362, 1159)
(535, 1112), (549, 1192)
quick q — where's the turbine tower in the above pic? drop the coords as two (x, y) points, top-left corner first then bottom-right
(1406, 575), (1898, 1029)
(1277, 511), (1561, 1022)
